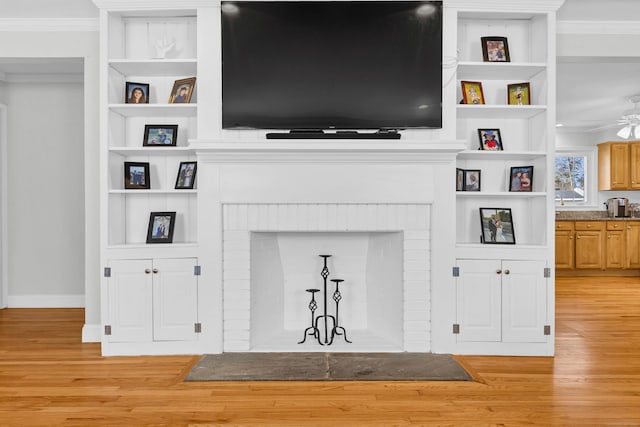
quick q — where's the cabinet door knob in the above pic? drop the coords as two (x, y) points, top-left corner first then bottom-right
(504, 269), (510, 275)
(496, 269), (502, 274)
(145, 269), (151, 274)
(152, 268), (159, 274)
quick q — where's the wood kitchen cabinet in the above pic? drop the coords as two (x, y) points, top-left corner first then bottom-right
(598, 141), (640, 190)
(556, 219), (640, 271)
(555, 221), (575, 270)
(575, 221), (604, 269)
(626, 222), (640, 268)
(606, 222), (625, 269)
(631, 144), (640, 190)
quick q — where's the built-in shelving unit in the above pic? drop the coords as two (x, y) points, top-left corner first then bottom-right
(96, 1), (207, 356)
(452, 1), (561, 356)
(455, 7), (555, 249)
(103, 8), (198, 247)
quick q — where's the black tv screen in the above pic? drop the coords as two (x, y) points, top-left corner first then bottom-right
(221, 1), (443, 130)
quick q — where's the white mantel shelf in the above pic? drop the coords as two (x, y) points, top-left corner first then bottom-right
(189, 139), (466, 163)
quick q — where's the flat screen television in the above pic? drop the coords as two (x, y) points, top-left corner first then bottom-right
(221, 1), (443, 131)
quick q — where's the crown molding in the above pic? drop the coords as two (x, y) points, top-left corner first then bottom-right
(0, 18), (98, 32)
(92, 0), (213, 10)
(445, 0), (564, 12)
(557, 20), (640, 35)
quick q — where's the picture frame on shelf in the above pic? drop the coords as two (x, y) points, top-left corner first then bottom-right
(125, 82), (149, 104)
(479, 207), (515, 245)
(143, 124), (178, 146)
(477, 129), (503, 151)
(146, 212), (176, 244)
(123, 162), (150, 189)
(175, 161), (197, 190)
(461, 80), (485, 105)
(456, 168), (464, 191)
(481, 36), (510, 62)
(509, 166), (534, 192)
(463, 170), (481, 191)
(169, 77), (196, 104)
(507, 82), (530, 105)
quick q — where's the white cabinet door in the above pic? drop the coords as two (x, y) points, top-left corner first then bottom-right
(455, 259), (502, 342)
(107, 259), (153, 343)
(502, 260), (547, 343)
(456, 259), (548, 343)
(152, 258), (199, 341)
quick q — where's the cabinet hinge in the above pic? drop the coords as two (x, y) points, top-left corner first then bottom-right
(452, 324), (460, 334)
(544, 325), (551, 335)
(452, 266), (460, 277)
(194, 265), (201, 276)
(543, 267), (551, 278)
(104, 325), (112, 336)
(104, 267), (111, 278)
(195, 323), (202, 333)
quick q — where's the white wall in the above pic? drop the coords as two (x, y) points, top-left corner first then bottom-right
(0, 0), (97, 18)
(6, 81), (85, 306)
(558, 0), (640, 21)
(0, 30), (99, 338)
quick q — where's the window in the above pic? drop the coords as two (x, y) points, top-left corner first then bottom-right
(555, 155), (586, 203)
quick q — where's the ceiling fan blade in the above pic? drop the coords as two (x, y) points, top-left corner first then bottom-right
(586, 122), (623, 132)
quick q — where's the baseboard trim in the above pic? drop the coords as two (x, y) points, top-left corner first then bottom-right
(82, 323), (101, 343)
(7, 294), (85, 308)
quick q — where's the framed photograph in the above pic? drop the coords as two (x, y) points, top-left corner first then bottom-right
(477, 129), (503, 151)
(146, 212), (176, 244)
(456, 168), (464, 191)
(169, 77), (196, 104)
(143, 124), (178, 146)
(481, 36), (510, 62)
(461, 81), (485, 105)
(509, 166), (534, 192)
(125, 82), (149, 104)
(479, 208), (515, 245)
(463, 170), (481, 191)
(175, 161), (197, 189)
(123, 162), (150, 189)
(507, 82), (531, 105)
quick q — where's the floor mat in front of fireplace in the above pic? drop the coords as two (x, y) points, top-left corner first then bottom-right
(184, 352), (473, 381)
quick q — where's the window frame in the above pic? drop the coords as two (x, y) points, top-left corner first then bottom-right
(554, 147), (597, 208)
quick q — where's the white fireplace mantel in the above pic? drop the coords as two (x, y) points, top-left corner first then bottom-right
(190, 139), (466, 163)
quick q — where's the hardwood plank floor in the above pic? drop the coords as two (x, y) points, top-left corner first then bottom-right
(1, 276), (639, 426)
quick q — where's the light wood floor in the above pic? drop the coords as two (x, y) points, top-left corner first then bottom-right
(1, 277), (639, 426)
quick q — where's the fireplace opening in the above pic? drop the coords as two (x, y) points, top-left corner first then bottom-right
(249, 232), (404, 352)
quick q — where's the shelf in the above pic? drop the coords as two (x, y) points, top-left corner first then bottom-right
(109, 189), (197, 194)
(457, 104), (547, 119)
(109, 59), (197, 76)
(106, 242), (198, 251)
(109, 146), (193, 155)
(108, 104), (197, 117)
(456, 192), (546, 198)
(457, 150), (546, 161)
(458, 62), (546, 81)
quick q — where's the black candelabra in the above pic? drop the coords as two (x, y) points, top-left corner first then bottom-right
(298, 254), (350, 346)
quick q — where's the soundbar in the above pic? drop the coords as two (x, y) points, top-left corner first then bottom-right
(266, 129), (401, 140)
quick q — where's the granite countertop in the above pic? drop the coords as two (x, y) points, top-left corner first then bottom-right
(556, 210), (640, 221)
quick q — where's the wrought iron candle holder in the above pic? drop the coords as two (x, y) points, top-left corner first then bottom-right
(298, 254), (350, 346)
(329, 279), (351, 344)
(298, 288), (320, 344)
